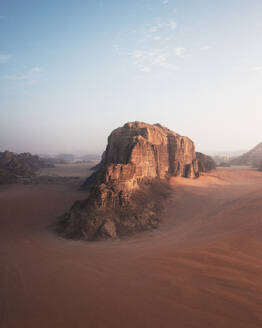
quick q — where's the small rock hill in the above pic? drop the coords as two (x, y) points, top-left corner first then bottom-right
(230, 142), (262, 167)
(57, 122), (204, 241)
(0, 151), (52, 184)
(196, 152), (216, 172)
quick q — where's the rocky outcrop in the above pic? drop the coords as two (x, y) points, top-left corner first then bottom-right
(57, 121), (200, 240)
(252, 158), (262, 171)
(256, 162), (262, 171)
(196, 152), (216, 172)
(0, 151), (53, 184)
(230, 142), (262, 166)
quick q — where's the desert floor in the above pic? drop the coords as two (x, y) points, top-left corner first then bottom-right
(1, 166), (262, 328)
(38, 162), (98, 178)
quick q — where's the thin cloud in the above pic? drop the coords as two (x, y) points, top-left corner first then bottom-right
(131, 48), (165, 59)
(0, 54), (11, 63)
(4, 74), (38, 87)
(140, 67), (152, 73)
(200, 45), (211, 51)
(148, 23), (163, 33)
(166, 21), (177, 30)
(4, 74), (28, 81)
(163, 0), (169, 5)
(152, 52), (170, 64)
(159, 62), (179, 71)
(116, 14), (180, 74)
(4, 66), (44, 86)
(31, 66), (42, 72)
(148, 20), (177, 34)
(250, 66), (262, 73)
(175, 47), (185, 58)
(130, 48), (178, 73)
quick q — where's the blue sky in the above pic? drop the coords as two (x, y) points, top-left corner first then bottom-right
(1, 0), (262, 155)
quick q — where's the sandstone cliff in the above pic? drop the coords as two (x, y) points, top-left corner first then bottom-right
(57, 121), (200, 240)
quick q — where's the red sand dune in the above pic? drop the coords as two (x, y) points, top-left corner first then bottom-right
(1, 168), (262, 328)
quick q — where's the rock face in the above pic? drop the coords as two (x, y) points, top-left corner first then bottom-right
(57, 121), (200, 240)
(230, 142), (262, 167)
(196, 152), (216, 172)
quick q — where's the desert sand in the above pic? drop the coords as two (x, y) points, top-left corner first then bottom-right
(1, 167), (262, 328)
(38, 161), (98, 178)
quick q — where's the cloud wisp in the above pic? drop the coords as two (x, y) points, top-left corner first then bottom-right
(128, 16), (181, 73)
(250, 66), (262, 73)
(147, 20), (177, 36)
(3, 66), (44, 86)
(200, 45), (211, 51)
(175, 46), (185, 58)
(130, 48), (179, 72)
(4, 74), (28, 81)
(114, 7), (193, 74)
(31, 66), (42, 73)
(0, 54), (11, 63)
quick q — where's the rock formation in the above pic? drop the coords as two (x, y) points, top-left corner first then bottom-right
(230, 142), (262, 166)
(0, 151), (53, 184)
(57, 121), (200, 240)
(256, 161), (262, 171)
(196, 152), (216, 172)
(252, 158), (262, 171)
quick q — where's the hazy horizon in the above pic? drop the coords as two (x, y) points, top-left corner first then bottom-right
(0, 126), (251, 158)
(1, 1), (262, 155)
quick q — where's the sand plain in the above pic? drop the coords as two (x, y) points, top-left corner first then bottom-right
(0, 166), (262, 328)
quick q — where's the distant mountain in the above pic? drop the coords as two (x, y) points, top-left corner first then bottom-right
(212, 155), (230, 165)
(49, 153), (101, 163)
(214, 150), (246, 157)
(230, 142), (262, 166)
(56, 153), (75, 162)
(78, 154), (101, 161)
(0, 151), (53, 184)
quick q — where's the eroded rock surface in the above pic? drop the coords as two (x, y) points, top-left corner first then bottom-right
(57, 121), (200, 240)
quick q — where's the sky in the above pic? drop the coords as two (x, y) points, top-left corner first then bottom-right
(0, 0), (262, 156)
